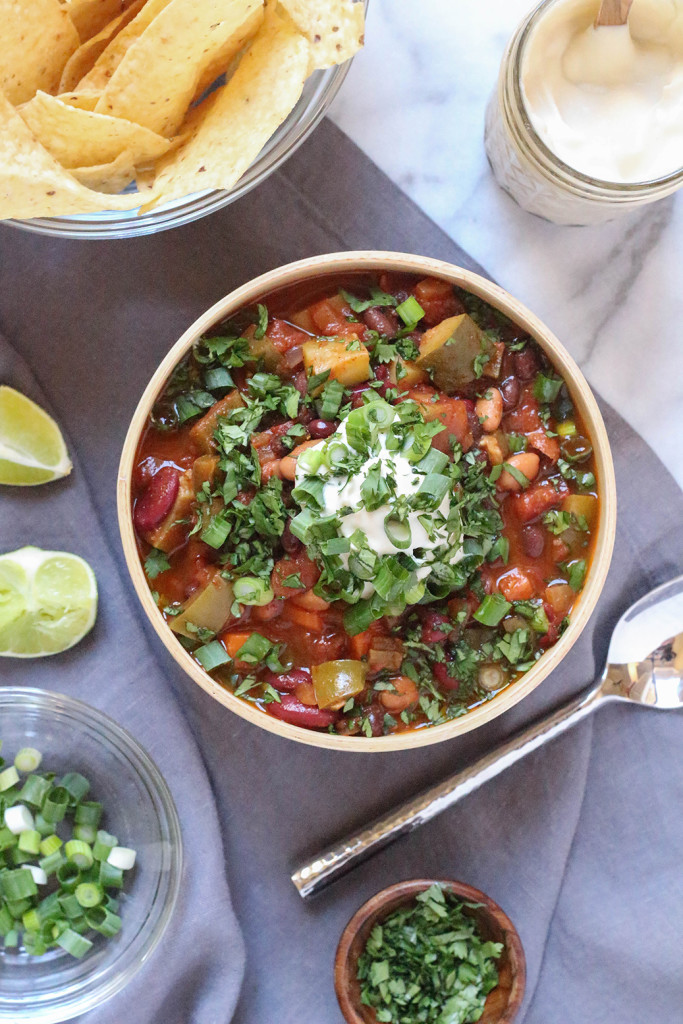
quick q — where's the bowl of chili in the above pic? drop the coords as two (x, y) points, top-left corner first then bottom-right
(117, 251), (616, 750)
(334, 879), (526, 1024)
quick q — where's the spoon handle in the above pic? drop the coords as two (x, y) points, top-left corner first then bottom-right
(292, 683), (603, 899)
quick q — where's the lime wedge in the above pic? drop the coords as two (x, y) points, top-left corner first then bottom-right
(0, 386), (72, 486)
(0, 547), (97, 657)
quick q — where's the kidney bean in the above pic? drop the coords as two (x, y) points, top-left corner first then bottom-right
(514, 347), (539, 381)
(263, 668), (311, 692)
(265, 694), (338, 729)
(421, 611), (452, 644)
(308, 419), (336, 439)
(363, 307), (400, 336)
(297, 405), (314, 426)
(350, 383), (373, 408)
(281, 520), (303, 555)
(293, 370), (308, 396)
(134, 466), (179, 533)
(373, 363), (392, 397)
(521, 523), (546, 558)
(500, 376), (521, 410)
(466, 407), (483, 444)
(433, 662), (460, 692)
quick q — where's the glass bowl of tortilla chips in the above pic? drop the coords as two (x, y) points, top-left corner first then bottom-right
(0, 0), (366, 239)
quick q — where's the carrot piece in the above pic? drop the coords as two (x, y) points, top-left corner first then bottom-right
(222, 633), (252, 660)
(349, 630), (373, 659)
(287, 605), (325, 632)
(498, 568), (538, 602)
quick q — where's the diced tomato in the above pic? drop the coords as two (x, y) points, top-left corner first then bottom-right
(497, 567), (541, 602)
(420, 610), (451, 643)
(308, 295), (366, 342)
(266, 319), (310, 353)
(504, 385), (542, 433)
(401, 385), (473, 452)
(512, 478), (569, 523)
(528, 430), (560, 463)
(414, 277), (463, 327)
(433, 662), (460, 691)
(271, 551), (321, 598)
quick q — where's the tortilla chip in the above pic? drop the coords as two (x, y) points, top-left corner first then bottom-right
(95, 0), (265, 138)
(19, 91), (172, 169)
(64, 0), (137, 42)
(192, 5), (265, 104)
(57, 92), (101, 111)
(279, 0), (364, 70)
(0, 89), (140, 219)
(0, 0), (80, 104)
(71, 151), (137, 192)
(59, 0), (147, 92)
(77, 0), (175, 92)
(140, 9), (308, 211)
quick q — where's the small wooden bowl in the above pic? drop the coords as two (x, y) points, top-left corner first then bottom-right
(335, 879), (526, 1024)
(117, 251), (617, 751)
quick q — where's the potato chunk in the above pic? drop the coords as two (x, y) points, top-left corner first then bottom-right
(416, 314), (494, 393)
(170, 570), (235, 639)
(302, 338), (370, 388)
(189, 389), (245, 453)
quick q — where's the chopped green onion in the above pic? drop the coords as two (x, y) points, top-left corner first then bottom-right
(194, 641), (230, 672)
(98, 861), (123, 890)
(18, 830), (41, 856)
(75, 883), (103, 909)
(384, 516), (412, 550)
(254, 303), (269, 340)
(232, 576), (274, 607)
(73, 824), (97, 844)
(14, 748), (42, 773)
(42, 787), (69, 824)
(61, 773), (91, 804)
(57, 927), (93, 959)
(39, 834), (62, 857)
(1, 868), (37, 901)
(203, 367), (234, 391)
(5, 805), (34, 834)
(234, 633), (271, 664)
(0, 767), (19, 792)
(473, 594), (512, 627)
(296, 445), (325, 475)
(92, 831), (117, 862)
(86, 905), (122, 937)
(74, 801), (102, 828)
(64, 841), (93, 870)
(201, 514), (230, 549)
(56, 861), (81, 893)
(107, 847), (136, 871)
(533, 373), (563, 404)
(18, 774), (51, 808)
(395, 295), (425, 326)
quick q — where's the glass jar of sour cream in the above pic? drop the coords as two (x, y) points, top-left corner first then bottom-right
(484, 0), (683, 224)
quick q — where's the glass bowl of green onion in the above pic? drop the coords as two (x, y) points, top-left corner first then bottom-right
(0, 688), (182, 1023)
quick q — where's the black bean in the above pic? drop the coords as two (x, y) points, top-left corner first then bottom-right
(514, 348), (539, 381)
(500, 375), (521, 410)
(281, 521), (302, 555)
(522, 523), (545, 558)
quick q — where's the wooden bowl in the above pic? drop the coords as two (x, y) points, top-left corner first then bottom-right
(117, 251), (617, 751)
(335, 879), (526, 1024)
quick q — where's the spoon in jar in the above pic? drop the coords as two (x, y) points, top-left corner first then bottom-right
(292, 573), (683, 899)
(594, 0), (633, 26)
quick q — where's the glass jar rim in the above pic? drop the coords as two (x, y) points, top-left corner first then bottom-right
(506, 0), (683, 195)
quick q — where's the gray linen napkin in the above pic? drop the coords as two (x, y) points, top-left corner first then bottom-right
(1, 120), (683, 1024)
(0, 340), (245, 1022)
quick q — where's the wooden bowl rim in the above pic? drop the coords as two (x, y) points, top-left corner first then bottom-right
(117, 250), (617, 751)
(334, 877), (526, 1024)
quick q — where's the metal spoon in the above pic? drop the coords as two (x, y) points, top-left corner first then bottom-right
(292, 574), (683, 899)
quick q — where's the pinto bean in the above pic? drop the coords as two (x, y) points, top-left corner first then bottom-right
(134, 466), (179, 533)
(363, 307), (400, 336)
(265, 694), (338, 729)
(475, 387), (503, 433)
(379, 675), (419, 713)
(497, 452), (540, 492)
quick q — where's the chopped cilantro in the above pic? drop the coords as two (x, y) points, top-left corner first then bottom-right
(144, 548), (170, 579)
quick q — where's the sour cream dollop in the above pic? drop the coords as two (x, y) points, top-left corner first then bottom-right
(521, 0), (683, 182)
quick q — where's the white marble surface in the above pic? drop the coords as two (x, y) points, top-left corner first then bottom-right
(330, 0), (683, 489)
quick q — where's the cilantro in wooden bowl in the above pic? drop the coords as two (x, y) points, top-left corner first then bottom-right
(334, 880), (525, 1024)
